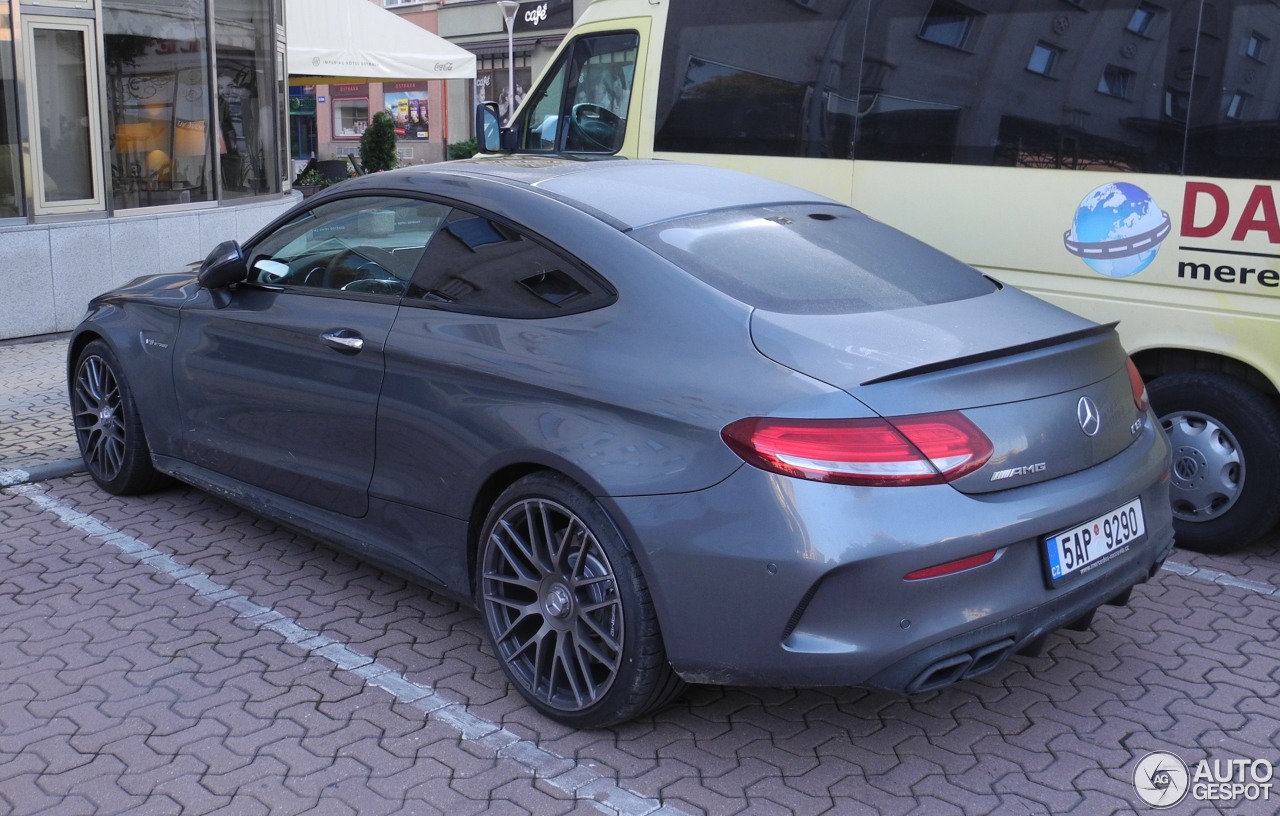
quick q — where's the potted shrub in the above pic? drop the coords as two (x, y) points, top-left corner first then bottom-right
(294, 167), (332, 199)
(360, 111), (399, 173)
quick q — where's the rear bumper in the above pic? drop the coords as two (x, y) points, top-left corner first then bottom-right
(864, 548), (1165, 694)
(607, 419), (1174, 690)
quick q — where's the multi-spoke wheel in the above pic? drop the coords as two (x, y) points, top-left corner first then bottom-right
(1148, 371), (1280, 553)
(477, 473), (683, 727)
(71, 340), (166, 495)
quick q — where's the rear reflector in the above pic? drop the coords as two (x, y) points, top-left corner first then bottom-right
(904, 549), (1000, 581)
(721, 412), (993, 487)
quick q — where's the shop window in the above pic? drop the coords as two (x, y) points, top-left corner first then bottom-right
(104, 0), (213, 210)
(216, 0), (281, 199)
(332, 84), (369, 140)
(476, 63), (531, 126)
(0, 6), (21, 218)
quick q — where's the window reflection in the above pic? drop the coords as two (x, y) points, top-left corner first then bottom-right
(1096, 65), (1134, 98)
(104, 0), (213, 209)
(34, 28), (94, 202)
(919, 2), (978, 49)
(216, 0), (279, 198)
(1246, 31), (1268, 61)
(656, 0), (1280, 181)
(1027, 42), (1062, 77)
(656, 6), (865, 159)
(0, 5), (20, 217)
(1127, 3), (1159, 36)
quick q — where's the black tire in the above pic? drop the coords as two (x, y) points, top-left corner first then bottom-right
(1147, 371), (1280, 553)
(476, 472), (684, 727)
(70, 340), (168, 495)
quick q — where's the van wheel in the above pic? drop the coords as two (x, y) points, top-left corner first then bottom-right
(1148, 372), (1280, 553)
(476, 473), (684, 727)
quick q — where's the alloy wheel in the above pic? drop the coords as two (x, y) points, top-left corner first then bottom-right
(480, 497), (623, 713)
(72, 353), (127, 482)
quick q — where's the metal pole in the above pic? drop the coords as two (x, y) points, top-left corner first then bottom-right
(497, 2), (519, 125)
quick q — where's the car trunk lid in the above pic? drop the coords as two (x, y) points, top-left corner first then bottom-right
(750, 288), (1145, 493)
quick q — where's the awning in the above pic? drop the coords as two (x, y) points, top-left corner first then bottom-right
(286, 0), (477, 84)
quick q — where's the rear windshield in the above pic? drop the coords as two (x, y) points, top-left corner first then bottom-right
(631, 204), (996, 315)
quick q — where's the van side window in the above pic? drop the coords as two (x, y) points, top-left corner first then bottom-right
(518, 33), (639, 154)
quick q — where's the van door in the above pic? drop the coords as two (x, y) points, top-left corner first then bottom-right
(510, 25), (647, 156)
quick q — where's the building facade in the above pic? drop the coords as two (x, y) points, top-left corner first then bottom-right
(292, 1), (450, 168)
(433, 0), (583, 147)
(1, 0), (296, 342)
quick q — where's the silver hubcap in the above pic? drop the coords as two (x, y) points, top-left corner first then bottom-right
(1161, 410), (1244, 523)
(480, 498), (622, 713)
(72, 355), (126, 481)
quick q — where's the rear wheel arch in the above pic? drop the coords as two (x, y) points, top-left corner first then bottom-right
(1130, 347), (1278, 401)
(467, 463), (547, 598)
(1131, 348), (1280, 552)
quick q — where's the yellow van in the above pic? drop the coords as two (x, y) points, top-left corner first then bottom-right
(479, 0), (1280, 553)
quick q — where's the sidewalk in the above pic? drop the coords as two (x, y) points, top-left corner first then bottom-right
(0, 334), (83, 485)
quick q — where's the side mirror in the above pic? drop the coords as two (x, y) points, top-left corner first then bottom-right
(475, 101), (503, 153)
(197, 240), (248, 289)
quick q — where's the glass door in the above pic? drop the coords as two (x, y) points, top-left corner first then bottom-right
(22, 16), (104, 214)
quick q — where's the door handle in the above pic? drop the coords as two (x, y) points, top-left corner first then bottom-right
(321, 330), (364, 353)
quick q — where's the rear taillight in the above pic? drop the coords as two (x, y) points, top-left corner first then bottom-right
(721, 412), (993, 487)
(1126, 359), (1150, 412)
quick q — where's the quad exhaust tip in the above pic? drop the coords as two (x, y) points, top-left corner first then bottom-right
(907, 637), (1016, 694)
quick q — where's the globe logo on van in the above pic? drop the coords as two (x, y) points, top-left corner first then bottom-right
(1064, 182), (1171, 278)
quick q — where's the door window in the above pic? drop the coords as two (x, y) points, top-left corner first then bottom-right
(518, 32), (638, 153)
(247, 196), (450, 295)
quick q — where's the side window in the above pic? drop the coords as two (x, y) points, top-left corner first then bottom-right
(518, 32), (639, 153)
(246, 196), (451, 295)
(655, 4), (867, 159)
(406, 210), (616, 318)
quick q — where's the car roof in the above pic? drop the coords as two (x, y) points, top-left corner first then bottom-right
(381, 157), (837, 230)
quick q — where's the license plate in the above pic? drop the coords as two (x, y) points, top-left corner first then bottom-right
(1044, 498), (1145, 584)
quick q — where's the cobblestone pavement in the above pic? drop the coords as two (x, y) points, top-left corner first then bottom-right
(3, 336), (1280, 815)
(0, 336), (78, 475)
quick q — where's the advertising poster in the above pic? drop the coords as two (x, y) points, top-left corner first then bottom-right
(384, 81), (429, 139)
(476, 68), (532, 125)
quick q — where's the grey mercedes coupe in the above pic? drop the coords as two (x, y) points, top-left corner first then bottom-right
(69, 158), (1175, 727)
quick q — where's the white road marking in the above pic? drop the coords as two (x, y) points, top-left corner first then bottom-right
(1160, 558), (1277, 596)
(7, 483), (694, 816)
